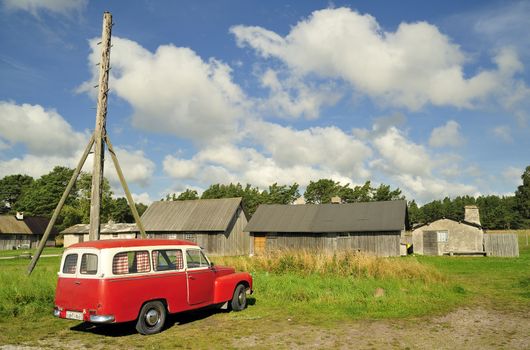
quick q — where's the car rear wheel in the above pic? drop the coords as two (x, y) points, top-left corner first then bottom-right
(230, 284), (247, 311)
(136, 301), (166, 335)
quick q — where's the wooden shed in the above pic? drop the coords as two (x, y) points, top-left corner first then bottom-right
(0, 214), (56, 250)
(61, 222), (138, 248)
(141, 198), (249, 256)
(245, 200), (408, 257)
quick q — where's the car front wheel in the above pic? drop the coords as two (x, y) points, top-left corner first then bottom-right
(136, 301), (166, 335)
(230, 284), (247, 311)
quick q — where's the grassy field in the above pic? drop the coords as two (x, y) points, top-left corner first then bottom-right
(0, 231), (528, 349)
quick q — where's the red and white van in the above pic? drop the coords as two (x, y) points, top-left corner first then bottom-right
(54, 239), (253, 334)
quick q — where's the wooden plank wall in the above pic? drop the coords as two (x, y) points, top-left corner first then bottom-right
(265, 232), (400, 257)
(484, 234), (519, 257)
(0, 236), (52, 250)
(149, 209), (250, 256)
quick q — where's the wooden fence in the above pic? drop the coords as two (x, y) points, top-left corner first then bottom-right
(484, 233), (519, 257)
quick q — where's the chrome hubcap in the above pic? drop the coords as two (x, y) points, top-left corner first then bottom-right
(145, 309), (160, 326)
(238, 291), (246, 305)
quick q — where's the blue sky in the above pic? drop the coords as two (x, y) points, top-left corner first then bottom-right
(0, 0), (529, 204)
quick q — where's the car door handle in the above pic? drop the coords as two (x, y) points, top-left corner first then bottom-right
(188, 275), (196, 280)
(74, 281), (81, 285)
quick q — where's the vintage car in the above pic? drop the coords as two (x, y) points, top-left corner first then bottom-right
(53, 239), (253, 334)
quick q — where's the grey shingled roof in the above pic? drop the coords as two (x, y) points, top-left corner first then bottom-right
(0, 215), (56, 235)
(140, 198), (242, 232)
(245, 200), (407, 233)
(61, 223), (138, 234)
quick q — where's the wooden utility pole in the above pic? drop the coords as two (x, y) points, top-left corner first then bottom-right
(89, 11), (112, 241)
(28, 12), (148, 275)
(27, 135), (95, 274)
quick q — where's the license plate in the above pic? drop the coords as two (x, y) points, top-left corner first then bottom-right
(65, 310), (84, 321)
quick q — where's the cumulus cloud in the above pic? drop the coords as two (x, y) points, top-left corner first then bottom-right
(78, 37), (248, 145)
(0, 101), (87, 157)
(492, 125), (513, 143)
(259, 69), (342, 119)
(0, 101), (154, 188)
(231, 7), (525, 110)
(162, 122), (370, 188)
(429, 120), (465, 148)
(2, 0), (87, 16)
(502, 166), (522, 186)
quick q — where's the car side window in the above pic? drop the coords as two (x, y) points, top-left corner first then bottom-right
(62, 254), (78, 274)
(152, 249), (184, 271)
(186, 249), (210, 269)
(112, 251), (151, 275)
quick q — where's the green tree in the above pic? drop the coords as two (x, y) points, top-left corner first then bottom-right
(201, 183), (265, 216)
(515, 165), (530, 223)
(407, 200), (422, 225)
(177, 189), (199, 200)
(0, 174), (34, 213)
(372, 183), (404, 201)
(263, 183), (300, 205)
(304, 179), (341, 204)
(15, 166), (76, 217)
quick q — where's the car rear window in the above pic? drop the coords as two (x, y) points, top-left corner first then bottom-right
(152, 249), (184, 271)
(80, 253), (98, 275)
(112, 251), (150, 275)
(62, 254), (78, 274)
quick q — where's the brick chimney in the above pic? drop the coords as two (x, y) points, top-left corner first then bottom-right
(464, 205), (480, 225)
(331, 196), (341, 204)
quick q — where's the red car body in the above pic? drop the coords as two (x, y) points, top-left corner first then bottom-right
(54, 239), (253, 334)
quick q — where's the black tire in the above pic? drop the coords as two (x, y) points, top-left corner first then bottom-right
(136, 301), (166, 335)
(230, 284), (247, 311)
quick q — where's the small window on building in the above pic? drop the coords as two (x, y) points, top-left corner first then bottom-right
(62, 254), (78, 274)
(186, 249), (210, 269)
(112, 251), (151, 275)
(152, 249), (184, 271)
(112, 233), (119, 238)
(80, 253), (98, 275)
(167, 233), (177, 239)
(437, 231), (448, 243)
(185, 233), (196, 243)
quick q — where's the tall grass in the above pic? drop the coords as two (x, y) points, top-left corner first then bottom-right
(0, 257), (59, 319)
(215, 250), (444, 282)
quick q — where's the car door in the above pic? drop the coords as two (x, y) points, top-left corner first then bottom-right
(185, 248), (215, 305)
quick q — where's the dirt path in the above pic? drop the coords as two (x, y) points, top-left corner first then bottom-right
(232, 307), (530, 349)
(1, 307), (528, 349)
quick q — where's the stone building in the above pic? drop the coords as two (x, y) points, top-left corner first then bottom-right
(411, 205), (483, 255)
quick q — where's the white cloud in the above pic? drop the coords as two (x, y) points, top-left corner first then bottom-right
(429, 120), (465, 148)
(232, 7), (526, 110)
(492, 125), (513, 143)
(0, 101), (87, 157)
(502, 166), (522, 186)
(259, 69), (342, 119)
(249, 121), (371, 177)
(2, 0), (87, 16)
(397, 174), (479, 203)
(371, 127), (432, 176)
(163, 156), (200, 180)
(78, 37), (248, 145)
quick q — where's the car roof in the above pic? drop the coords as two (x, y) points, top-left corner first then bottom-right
(68, 239), (198, 250)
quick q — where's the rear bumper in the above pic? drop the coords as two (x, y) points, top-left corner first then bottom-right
(53, 307), (114, 323)
(89, 314), (115, 323)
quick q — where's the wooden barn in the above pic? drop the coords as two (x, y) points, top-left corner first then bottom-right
(141, 197), (249, 256)
(245, 200), (408, 256)
(62, 222), (138, 248)
(0, 213), (56, 250)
